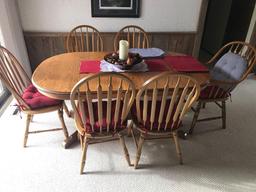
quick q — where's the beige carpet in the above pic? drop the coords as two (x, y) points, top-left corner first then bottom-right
(0, 75), (256, 192)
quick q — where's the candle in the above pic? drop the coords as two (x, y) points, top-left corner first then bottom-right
(119, 40), (129, 60)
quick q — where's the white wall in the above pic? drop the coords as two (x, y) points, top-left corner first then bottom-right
(0, 0), (31, 76)
(17, 0), (202, 32)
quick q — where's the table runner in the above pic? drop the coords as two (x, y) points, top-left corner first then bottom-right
(163, 55), (209, 72)
(80, 55), (208, 74)
(80, 60), (100, 73)
(80, 60), (169, 73)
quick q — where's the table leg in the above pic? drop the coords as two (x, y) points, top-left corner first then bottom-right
(62, 131), (79, 149)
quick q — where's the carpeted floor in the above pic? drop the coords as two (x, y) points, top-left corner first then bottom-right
(0, 75), (256, 192)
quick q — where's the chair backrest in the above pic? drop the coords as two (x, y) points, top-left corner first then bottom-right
(209, 41), (256, 82)
(66, 25), (104, 52)
(70, 72), (136, 135)
(114, 25), (150, 51)
(0, 46), (31, 109)
(135, 72), (200, 132)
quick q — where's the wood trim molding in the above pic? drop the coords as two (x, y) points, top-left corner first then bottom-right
(24, 31), (196, 71)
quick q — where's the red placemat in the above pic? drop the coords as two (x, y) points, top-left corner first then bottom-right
(164, 55), (209, 72)
(145, 59), (170, 71)
(80, 60), (100, 73)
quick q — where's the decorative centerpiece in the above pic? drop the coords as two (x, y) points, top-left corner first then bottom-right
(104, 40), (143, 70)
(104, 52), (143, 70)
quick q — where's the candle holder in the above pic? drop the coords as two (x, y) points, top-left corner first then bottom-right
(119, 40), (129, 60)
(104, 52), (142, 70)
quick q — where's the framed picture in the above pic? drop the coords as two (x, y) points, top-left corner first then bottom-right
(91, 0), (140, 17)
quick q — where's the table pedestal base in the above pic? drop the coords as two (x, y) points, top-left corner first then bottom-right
(62, 131), (79, 149)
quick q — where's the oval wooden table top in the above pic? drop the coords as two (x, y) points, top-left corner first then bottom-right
(32, 52), (210, 100)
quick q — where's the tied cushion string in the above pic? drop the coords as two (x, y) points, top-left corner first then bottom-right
(220, 89), (232, 102)
(138, 123), (149, 135)
(11, 103), (25, 119)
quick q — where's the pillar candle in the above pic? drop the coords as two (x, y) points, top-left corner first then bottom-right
(119, 40), (129, 60)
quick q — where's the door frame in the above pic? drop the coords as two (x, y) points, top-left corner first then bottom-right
(249, 21), (256, 47)
(193, 0), (209, 57)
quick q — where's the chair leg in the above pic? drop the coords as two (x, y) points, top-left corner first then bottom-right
(23, 114), (32, 147)
(127, 121), (133, 137)
(172, 131), (183, 165)
(63, 101), (71, 118)
(80, 137), (89, 175)
(134, 134), (145, 169)
(130, 126), (138, 149)
(79, 134), (84, 150)
(58, 107), (69, 140)
(119, 134), (132, 166)
(189, 101), (202, 134)
(222, 101), (226, 129)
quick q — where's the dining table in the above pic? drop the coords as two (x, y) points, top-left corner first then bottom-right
(32, 51), (210, 148)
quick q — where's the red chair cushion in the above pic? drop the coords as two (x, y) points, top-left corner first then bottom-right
(132, 100), (180, 132)
(22, 84), (61, 109)
(200, 85), (230, 100)
(83, 101), (127, 133)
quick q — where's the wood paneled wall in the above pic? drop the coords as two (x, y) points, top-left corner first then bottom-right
(24, 32), (196, 71)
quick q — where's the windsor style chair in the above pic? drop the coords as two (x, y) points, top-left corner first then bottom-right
(66, 25), (104, 52)
(132, 72), (200, 169)
(70, 72), (136, 174)
(0, 46), (69, 147)
(189, 41), (256, 134)
(114, 25), (150, 51)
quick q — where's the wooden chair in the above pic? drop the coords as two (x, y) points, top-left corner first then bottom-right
(70, 72), (136, 174)
(66, 25), (104, 52)
(0, 46), (69, 147)
(189, 41), (256, 134)
(114, 25), (150, 51)
(132, 72), (200, 169)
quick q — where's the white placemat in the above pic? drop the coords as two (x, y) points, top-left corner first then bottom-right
(100, 60), (148, 72)
(129, 48), (165, 58)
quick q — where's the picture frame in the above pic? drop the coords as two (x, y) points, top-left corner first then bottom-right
(91, 0), (140, 18)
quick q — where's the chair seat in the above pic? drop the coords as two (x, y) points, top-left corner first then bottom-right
(22, 84), (62, 110)
(83, 101), (127, 133)
(199, 85), (230, 100)
(132, 100), (180, 132)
